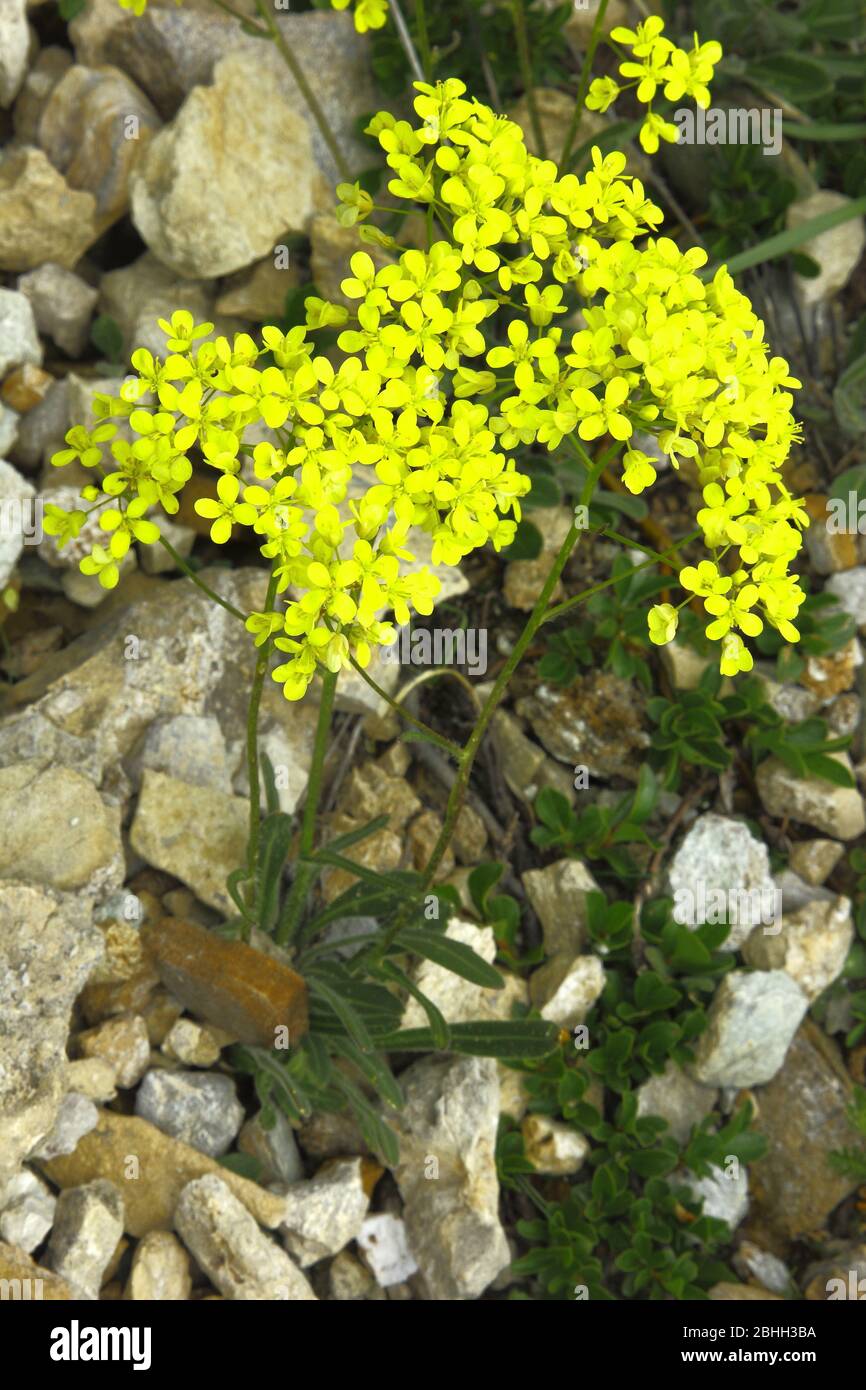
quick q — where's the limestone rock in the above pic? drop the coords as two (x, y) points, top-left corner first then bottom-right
(0, 458), (36, 588)
(280, 1158), (370, 1267)
(400, 918), (527, 1030)
(40, 1111), (288, 1236)
(356, 1213), (418, 1288)
(787, 191), (865, 306)
(0, 1), (28, 107)
(751, 1024), (864, 1238)
(0, 146), (99, 272)
(12, 46), (71, 143)
(756, 754), (866, 840)
(529, 952), (605, 1029)
(135, 1069), (244, 1158)
(175, 1174), (316, 1300)
(636, 1060), (718, 1145)
(743, 896), (853, 1002)
(17, 263), (98, 358)
(0, 881), (103, 1186)
(0, 1169), (56, 1252)
(0, 1240), (77, 1299)
(388, 1055), (510, 1300)
(38, 64), (161, 231)
(688, 970), (809, 1088)
(0, 289), (42, 380)
(31, 1092), (99, 1161)
(667, 812), (777, 950)
(126, 1229), (191, 1300)
(129, 770), (248, 913)
(46, 1178), (124, 1298)
(521, 1115), (590, 1175)
(130, 51), (315, 278)
(789, 838), (844, 886)
(78, 1015), (151, 1090)
(0, 762), (123, 893)
(521, 858), (599, 956)
(238, 1110), (304, 1186)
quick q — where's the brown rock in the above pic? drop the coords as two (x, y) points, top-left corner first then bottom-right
(0, 1242), (77, 1300)
(750, 1022), (863, 1238)
(78, 1014), (151, 1089)
(0, 146), (99, 272)
(709, 1282), (783, 1301)
(0, 364), (54, 413)
(141, 916), (308, 1049)
(40, 1111), (287, 1236)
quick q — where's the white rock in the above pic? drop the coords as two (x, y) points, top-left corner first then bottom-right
(281, 1157), (370, 1267)
(787, 190), (866, 306)
(0, 1168), (56, 1252)
(400, 918), (527, 1029)
(174, 1173), (316, 1300)
(667, 813), (776, 950)
(529, 952), (605, 1028)
(389, 1055), (510, 1300)
(356, 1212), (419, 1287)
(0, 0), (28, 108)
(825, 568), (866, 629)
(680, 1162), (749, 1230)
(689, 970), (809, 1088)
(742, 896), (853, 1002)
(0, 457), (37, 587)
(135, 1070), (244, 1158)
(521, 1114), (590, 1175)
(788, 838), (844, 887)
(31, 1091), (99, 1160)
(0, 288), (42, 379)
(0, 404), (18, 456)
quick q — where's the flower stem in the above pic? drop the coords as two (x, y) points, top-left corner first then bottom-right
(157, 536), (246, 622)
(347, 654), (463, 759)
(419, 454), (608, 889)
(253, 0), (352, 182)
(276, 667), (339, 945)
(389, 0), (426, 82)
(413, 0), (434, 80)
(559, 0), (610, 168)
(512, 0), (546, 157)
(244, 564), (281, 903)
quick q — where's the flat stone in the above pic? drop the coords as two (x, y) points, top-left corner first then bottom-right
(135, 1069), (244, 1158)
(141, 916), (309, 1049)
(45, 1178), (124, 1298)
(130, 50), (315, 277)
(689, 970), (809, 1088)
(756, 754), (866, 840)
(175, 1173), (316, 1300)
(0, 146), (99, 272)
(126, 1229), (191, 1300)
(787, 190), (865, 306)
(750, 1023), (864, 1238)
(131, 714), (231, 792)
(281, 1157), (370, 1267)
(40, 1110), (288, 1237)
(17, 263), (98, 358)
(516, 671), (649, 781)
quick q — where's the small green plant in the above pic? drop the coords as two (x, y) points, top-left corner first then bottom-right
(829, 1085), (866, 1183)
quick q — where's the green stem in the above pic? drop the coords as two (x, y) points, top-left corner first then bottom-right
(542, 529), (700, 624)
(559, 0), (610, 168)
(209, 0), (269, 32)
(157, 536), (246, 622)
(347, 654), (463, 759)
(276, 666), (339, 945)
(253, 0), (351, 182)
(512, 0), (546, 157)
(389, 0), (426, 83)
(419, 454), (608, 889)
(244, 564), (281, 908)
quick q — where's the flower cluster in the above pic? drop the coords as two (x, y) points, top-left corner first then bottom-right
(47, 67), (806, 693)
(587, 16), (723, 154)
(330, 0), (389, 33)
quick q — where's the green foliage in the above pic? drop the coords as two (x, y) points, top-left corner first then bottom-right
(539, 554), (669, 690)
(468, 861), (542, 969)
(531, 765), (659, 884)
(647, 667), (855, 791)
(90, 314), (124, 365)
(829, 1085), (866, 1182)
(225, 793), (558, 1162)
(702, 144), (797, 262)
